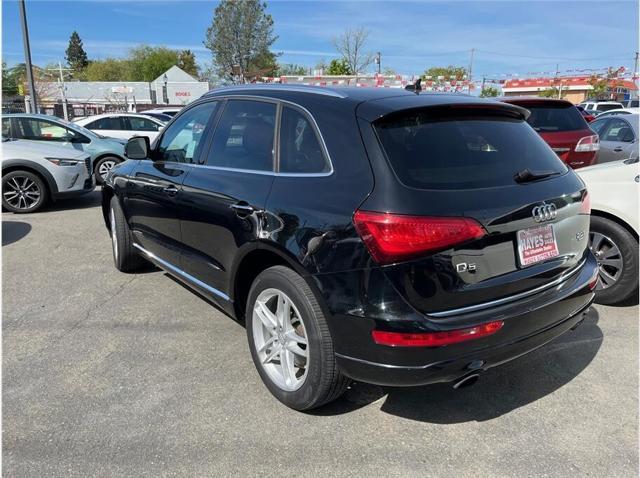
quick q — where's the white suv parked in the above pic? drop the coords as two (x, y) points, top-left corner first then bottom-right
(1, 139), (94, 213)
(579, 100), (624, 112)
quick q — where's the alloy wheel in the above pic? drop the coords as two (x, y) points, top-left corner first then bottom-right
(3, 176), (42, 211)
(589, 231), (623, 290)
(110, 207), (118, 262)
(252, 288), (309, 391)
(98, 160), (116, 181)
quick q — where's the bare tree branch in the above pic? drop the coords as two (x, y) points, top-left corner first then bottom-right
(332, 27), (374, 75)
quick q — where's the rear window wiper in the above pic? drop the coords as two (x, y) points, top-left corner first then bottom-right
(514, 168), (561, 183)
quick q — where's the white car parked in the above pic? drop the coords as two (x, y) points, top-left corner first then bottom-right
(593, 107), (640, 119)
(74, 113), (165, 143)
(2, 139), (94, 213)
(142, 107), (182, 118)
(578, 158), (639, 305)
(578, 100), (624, 112)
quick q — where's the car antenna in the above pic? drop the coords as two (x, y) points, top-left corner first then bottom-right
(404, 78), (422, 94)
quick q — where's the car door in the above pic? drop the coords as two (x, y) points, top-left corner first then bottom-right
(124, 116), (163, 144)
(124, 101), (219, 266)
(596, 117), (636, 163)
(178, 99), (278, 299)
(86, 116), (128, 140)
(12, 116), (91, 152)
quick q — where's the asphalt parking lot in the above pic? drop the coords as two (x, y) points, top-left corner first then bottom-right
(2, 190), (638, 477)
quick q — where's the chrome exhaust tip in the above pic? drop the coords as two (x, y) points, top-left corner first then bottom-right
(452, 373), (480, 390)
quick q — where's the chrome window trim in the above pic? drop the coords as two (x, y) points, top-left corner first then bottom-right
(132, 243), (230, 301)
(429, 258), (587, 318)
(195, 94), (335, 177)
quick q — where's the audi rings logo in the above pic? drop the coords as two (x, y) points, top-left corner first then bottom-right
(532, 203), (557, 222)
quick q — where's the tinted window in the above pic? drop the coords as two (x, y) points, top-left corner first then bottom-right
(524, 104), (587, 132)
(207, 100), (276, 172)
(601, 118), (635, 142)
(375, 110), (568, 190)
(589, 118), (609, 135)
(156, 102), (217, 164)
(127, 116), (161, 131)
(279, 107), (329, 174)
(14, 118), (79, 142)
(2, 118), (12, 139)
(87, 117), (124, 130)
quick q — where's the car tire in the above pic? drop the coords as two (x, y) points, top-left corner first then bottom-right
(109, 195), (146, 272)
(246, 265), (350, 410)
(94, 156), (121, 185)
(589, 215), (639, 305)
(2, 170), (48, 213)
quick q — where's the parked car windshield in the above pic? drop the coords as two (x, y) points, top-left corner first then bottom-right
(523, 104), (587, 132)
(374, 110), (567, 190)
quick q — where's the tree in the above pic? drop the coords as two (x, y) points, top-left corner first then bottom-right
(326, 58), (353, 75)
(246, 49), (279, 79)
(203, 0), (278, 83)
(84, 58), (132, 81)
(2, 62), (19, 96)
(277, 63), (307, 76)
(538, 87), (565, 99)
(65, 31), (88, 73)
(128, 45), (180, 81)
(382, 67), (396, 76)
(588, 67), (625, 100)
(333, 27), (374, 75)
(480, 86), (499, 97)
(423, 65), (467, 81)
(178, 50), (199, 77)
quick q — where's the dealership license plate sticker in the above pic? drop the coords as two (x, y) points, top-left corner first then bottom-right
(517, 224), (559, 266)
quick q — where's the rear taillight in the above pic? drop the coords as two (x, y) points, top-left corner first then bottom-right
(372, 320), (504, 347)
(575, 134), (600, 152)
(580, 190), (591, 215)
(353, 210), (486, 265)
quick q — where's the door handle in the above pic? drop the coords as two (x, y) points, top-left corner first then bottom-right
(614, 147), (624, 152)
(230, 203), (255, 217)
(163, 185), (178, 197)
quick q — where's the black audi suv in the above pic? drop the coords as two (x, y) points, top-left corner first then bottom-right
(102, 85), (598, 410)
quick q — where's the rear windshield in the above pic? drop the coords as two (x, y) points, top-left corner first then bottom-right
(596, 104), (623, 112)
(374, 110), (568, 190)
(524, 104), (587, 132)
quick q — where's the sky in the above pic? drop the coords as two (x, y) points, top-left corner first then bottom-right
(2, 0), (639, 80)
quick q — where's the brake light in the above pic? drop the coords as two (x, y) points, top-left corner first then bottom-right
(580, 190), (591, 215)
(575, 134), (600, 152)
(353, 210), (486, 264)
(372, 321), (504, 347)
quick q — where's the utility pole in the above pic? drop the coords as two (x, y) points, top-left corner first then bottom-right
(554, 63), (561, 98)
(18, 0), (37, 113)
(481, 75), (486, 95)
(634, 51), (639, 91)
(57, 61), (69, 120)
(375, 52), (381, 75)
(467, 48), (475, 93)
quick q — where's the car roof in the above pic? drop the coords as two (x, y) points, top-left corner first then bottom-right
(76, 112), (163, 120)
(204, 85), (528, 121)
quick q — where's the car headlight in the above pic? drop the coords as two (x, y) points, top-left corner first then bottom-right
(45, 157), (81, 166)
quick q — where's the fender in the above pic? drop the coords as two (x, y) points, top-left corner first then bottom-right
(1, 158), (59, 196)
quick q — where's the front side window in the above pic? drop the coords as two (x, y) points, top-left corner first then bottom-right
(127, 116), (161, 132)
(207, 100), (276, 172)
(601, 118), (635, 142)
(156, 101), (218, 164)
(15, 118), (77, 142)
(279, 107), (330, 174)
(375, 109), (567, 190)
(87, 117), (124, 130)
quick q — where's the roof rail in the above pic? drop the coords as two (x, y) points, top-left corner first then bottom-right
(205, 84), (348, 99)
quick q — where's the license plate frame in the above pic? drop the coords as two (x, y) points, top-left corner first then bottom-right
(516, 224), (560, 267)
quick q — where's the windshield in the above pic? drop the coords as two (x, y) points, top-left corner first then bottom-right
(524, 104), (587, 132)
(374, 110), (568, 190)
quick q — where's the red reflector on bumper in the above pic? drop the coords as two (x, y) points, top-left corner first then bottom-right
(372, 320), (504, 347)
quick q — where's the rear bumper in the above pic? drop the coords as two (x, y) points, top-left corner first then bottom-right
(326, 252), (598, 387)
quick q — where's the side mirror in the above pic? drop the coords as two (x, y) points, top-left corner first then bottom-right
(125, 136), (150, 159)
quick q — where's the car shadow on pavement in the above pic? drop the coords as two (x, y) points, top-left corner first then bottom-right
(2, 221), (32, 246)
(316, 307), (603, 423)
(49, 190), (102, 211)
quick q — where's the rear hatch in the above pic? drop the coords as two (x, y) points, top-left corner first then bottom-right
(509, 100), (598, 168)
(356, 102), (591, 316)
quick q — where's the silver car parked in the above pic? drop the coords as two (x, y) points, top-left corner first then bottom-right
(590, 113), (639, 164)
(1, 139), (94, 213)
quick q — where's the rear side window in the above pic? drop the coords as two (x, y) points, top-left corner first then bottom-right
(207, 100), (276, 172)
(374, 110), (568, 190)
(600, 118), (635, 142)
(126, 116), (161, 131)
(596, 104), (622, 112)
(2, 118), (12, 138)
(279, 107), (330, 174)
(87, 117), (123, 130)
(524, 104), (587, 132)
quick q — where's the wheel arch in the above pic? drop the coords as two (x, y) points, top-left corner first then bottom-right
(101, 185), (116, 231)
(1, 159), (58, 198)
(591, 209), (639, 242)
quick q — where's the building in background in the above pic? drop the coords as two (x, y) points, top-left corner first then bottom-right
(150, 65), (210, 106)
(502, 76), (638, 104)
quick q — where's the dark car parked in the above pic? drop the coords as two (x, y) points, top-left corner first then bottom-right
(102, 86), (598, 410)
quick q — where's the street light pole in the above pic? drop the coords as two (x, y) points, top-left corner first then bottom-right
(18, 0), (37, 113)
